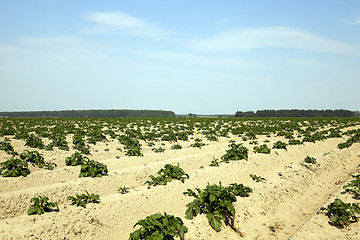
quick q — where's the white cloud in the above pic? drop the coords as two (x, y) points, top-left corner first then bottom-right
(285, 58), (323, 68)
(84, 12), (168, 39)
(18, 36), (82, 46)
(189, 26), (358, 54)
(354, 16), (360, 24)
(137, 51), (272, 69)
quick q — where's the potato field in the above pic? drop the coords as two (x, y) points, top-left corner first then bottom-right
(0, 117), (360, 240)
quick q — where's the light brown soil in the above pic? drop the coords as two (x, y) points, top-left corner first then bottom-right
(0, 126), (360, 240)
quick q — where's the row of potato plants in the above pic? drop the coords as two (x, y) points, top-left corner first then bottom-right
(1, 118), (360, 153)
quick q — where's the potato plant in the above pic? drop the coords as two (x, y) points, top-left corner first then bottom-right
(0, 140), (17, 155)
(47, 134), (69, 151)
(118, 186), (130, 194)
(209, 157), (220, 167)
(79, 160), (108, 178)
(65, 152), (88, 166)
(119, 136), (143, 157)
(67, 190), (100, 208)
(171, 143), (182, 150)
(288, 139), (302, 145)
(129, 212), (188, 240)
(184, 182), (252, 232)
(28, 196), (59, 215)
(190, 138), (205, 148)
(20, 150), (56, 170)
(318, 199), (360, 228)
(145, 163), (189, 188)
(272, 141), (287, 150)
(343, 174), (360, 198)
(253, 144), (271, 154)
(152, 146), (165, 153)
(221, 141), (248, 162)
(250, 174), (267, 182)
(25, 134), (45, 149)
(304, 156), (317, 164)
(0, 158), (30, 177)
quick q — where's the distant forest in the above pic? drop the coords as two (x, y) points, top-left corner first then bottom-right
(235, 109), (359, 118)
(0, 109), (176, 118)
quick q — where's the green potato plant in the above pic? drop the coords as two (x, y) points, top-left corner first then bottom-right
(250, 174), (267, 182)
(67, 190), (100, 208)
(152, 147), (165, 153)
(20, 150), (56, 170)
(0, 140), (18, 155)
(129, 212), (188, 240)
(209, 157), (220, 167)
(0, 158), (30, 177)
(343, 174), (360, 198)
(184, 182), (252, 232)
(65, 152), (88, 166)
(171, 143), (182, 150)
(145, 163), (189, 188)
(221, 141), (248, 162)
(253, 144), (271, 154)
(272, 141), (287, 150)
(190, 138), (205, 148)
(118, 186), (130, 194)
(318, 199), (360, 228)
(79, 159), (108, 178)
(28, 196), (59, 215)
(304, 156), (317, 164)
(25, 134), (45, 149)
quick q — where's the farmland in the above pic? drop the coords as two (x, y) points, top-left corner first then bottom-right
(0, 117), (360, 239)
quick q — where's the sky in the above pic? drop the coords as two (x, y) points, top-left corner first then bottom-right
(1, 0), (360, 114)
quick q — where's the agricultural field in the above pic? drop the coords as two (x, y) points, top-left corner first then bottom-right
(0, 117), (360, 240)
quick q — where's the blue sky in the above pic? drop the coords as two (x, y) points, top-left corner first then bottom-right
(1, 0), (360, 114)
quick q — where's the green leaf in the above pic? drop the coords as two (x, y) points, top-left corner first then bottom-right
(209, 193), (216, 202)
(206, 213), (222, 232)
(185, 207), (194, 219)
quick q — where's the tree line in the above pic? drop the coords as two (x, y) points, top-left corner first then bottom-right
(0, 109), (176, 118)
(235, 109), (357, 118)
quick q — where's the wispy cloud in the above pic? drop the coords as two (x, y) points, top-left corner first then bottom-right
(189, 26), (358, 54)
(18, 36), (82, 46)
(354, 16), (360, 24)
(137, 51), (272, 69)
(13, 35), (105, 61)
(84, 12), (168, 39)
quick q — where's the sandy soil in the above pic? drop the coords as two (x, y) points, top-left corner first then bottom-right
(0, 122), (360, 240)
